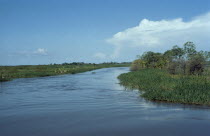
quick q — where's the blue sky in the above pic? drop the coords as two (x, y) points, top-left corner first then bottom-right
(0, 0), (210, 65)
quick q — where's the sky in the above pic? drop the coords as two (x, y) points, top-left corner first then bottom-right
(0, 0), (210, 65)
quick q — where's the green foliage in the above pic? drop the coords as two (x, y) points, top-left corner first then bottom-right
(183, 41), (196, 58)
(0, 63), (130, 82)
(130, 59), (146, 71)
(171, 45), (185, 59)
(118, 69), (210, 105)
(0, 70), (11, 82)
(168, 59), (186, 75)
(134, 41), (210, 75)
(187, 52), (206, 75)
(120, 41), (210, 105)
(140, 51), (165, 68)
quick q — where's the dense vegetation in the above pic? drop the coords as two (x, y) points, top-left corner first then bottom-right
(0, 62), (130, 82)
(118, 42), (210, 105)
(118, 68), (210, 105)
(131, 42), (210, 75)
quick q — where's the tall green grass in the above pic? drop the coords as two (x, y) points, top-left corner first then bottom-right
(118, 69), (210, 105)
(0, 63), (130, 82)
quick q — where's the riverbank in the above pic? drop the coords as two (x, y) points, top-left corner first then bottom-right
(118, 69), (210, 105)
(0, 63), (130, 82)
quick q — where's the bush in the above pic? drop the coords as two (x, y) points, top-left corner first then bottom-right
(130, 59), (145, 71)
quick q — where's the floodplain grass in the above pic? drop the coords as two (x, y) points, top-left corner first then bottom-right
(118, 68), (210, 105)
(0, 63), (130, 82)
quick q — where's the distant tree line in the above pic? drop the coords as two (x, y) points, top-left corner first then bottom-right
(131, 41), (210, 75)
(50, 62), (131, 66)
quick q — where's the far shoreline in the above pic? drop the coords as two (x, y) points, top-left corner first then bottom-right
(0, 63), (131, 82)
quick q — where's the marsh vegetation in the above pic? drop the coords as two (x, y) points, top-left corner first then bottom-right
(0, 62), (130, 82)
(118, 42), (210, 105)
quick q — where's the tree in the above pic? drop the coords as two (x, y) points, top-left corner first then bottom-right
(200, 51), (210, 61)
(134, 41), (209, 75)
(130, 59), (146, 71)
(140, 51), (165, 68)
(187, 53), (206, 75)
(163, 45), (185, 74)
(163, 50), (173, 61)
(183, 41), (196, 59)
(171, 45), (185, 59)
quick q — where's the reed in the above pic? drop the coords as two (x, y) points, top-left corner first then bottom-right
(0, 63), (130, 82)
(118, 68), (210, 105)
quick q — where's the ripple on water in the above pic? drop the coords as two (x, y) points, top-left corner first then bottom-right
(0, 67), (210, 136)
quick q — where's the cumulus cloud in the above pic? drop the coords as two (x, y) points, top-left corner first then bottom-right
(106, 12), (210, 58)
(93, 52), (107, 59)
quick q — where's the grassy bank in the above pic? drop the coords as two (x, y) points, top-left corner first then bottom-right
(0, 63), (130, 82)
(118, 68), (210, 105)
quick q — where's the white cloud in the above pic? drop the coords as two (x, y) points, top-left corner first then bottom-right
(93, 52), (107, 59)
(34, 48), (48, 55)
(11, 48), (48, 57)
(106, 12), (210, 58)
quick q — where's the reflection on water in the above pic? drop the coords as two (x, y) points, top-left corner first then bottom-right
(0, 67), (210, 136)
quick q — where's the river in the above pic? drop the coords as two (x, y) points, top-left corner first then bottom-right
(0, 67), (210, 136)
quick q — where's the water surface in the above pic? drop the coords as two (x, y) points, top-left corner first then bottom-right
(0, 67), (210, 136)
